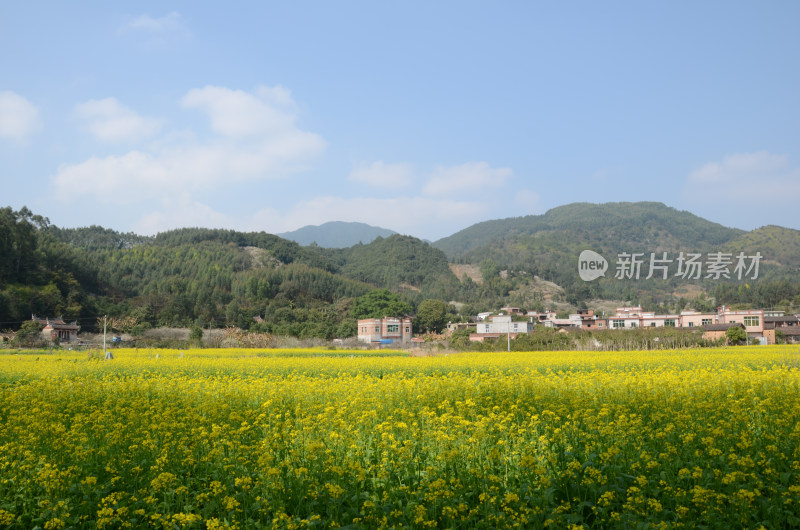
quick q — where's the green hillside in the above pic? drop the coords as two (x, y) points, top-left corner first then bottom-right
(434, 202), (743, 258)
(1, 212), (462, 339)
(3, 203), (800, 341)
(319, 234), (463, 301)
(434, 202), (799, 310)
(722, 225), (800, 272)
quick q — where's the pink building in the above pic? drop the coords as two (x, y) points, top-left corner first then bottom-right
(357, 317), (413, 345)
(640, 314), (680, 328)
(615, 306), (644, 317)
(578, 309), (606, 330)
(680, 311), (717, 328)
(718, 307), (764, 337)
(608, 316), (641, 329)
(609, 307), (644, 329)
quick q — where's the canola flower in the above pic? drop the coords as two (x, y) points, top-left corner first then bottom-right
(0, 346), (799, 528)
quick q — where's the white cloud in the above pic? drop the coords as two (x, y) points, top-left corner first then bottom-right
(132, 203), (286, 237)
(134, 201), (232, 235)
(348, 161), (414, 188)
(119, 12), (190, 49)
(126, 12), (188, 35)
(127, 189), (497, 240)
(423, 161), (512, 196)
(255, 86), (295, 108)
(686, 151), (800, 201)
(74, 98), (163, 143)
(54, 151), (169, 202)
(0, 91), (40, 141)
(181, 85), (296, 137)
(53, 85), (325, 201)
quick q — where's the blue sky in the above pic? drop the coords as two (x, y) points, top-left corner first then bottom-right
(1, 2), (798, 241)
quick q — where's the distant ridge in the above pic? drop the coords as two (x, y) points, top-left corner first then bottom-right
(432, 201), (744, 258)
(278, 221), (397, 248)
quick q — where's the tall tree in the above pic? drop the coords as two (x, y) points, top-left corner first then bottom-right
(415, 299), (448, 334)
(351, 289), (413, 319)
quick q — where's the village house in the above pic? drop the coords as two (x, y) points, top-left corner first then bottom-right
(717, 307), (764, 338)
(608, 307), (645, 329)
(541, 314), (583, 330)
(469, 314), (533, 342)
(32, 315), (80, 343)
(639, 313), (681, 328)
(475, 314), (534, 335)
(764, 315), (800, 328)
(526, 310), (558, 322)
(679, 310), (717, 328)
(764, 314), (800, 344)
(446, 321), (477, 335)
(577, 309), (606, 330)
(357, 317), (413, 345)
(778, 327), (800, 344)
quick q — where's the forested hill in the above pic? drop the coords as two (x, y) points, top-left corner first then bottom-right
(3, 203), (800, 340)
(1, 212), (467, 338)
(49, 226), (336, 271)
(318, 234), (463, 301)
(431, 201), (800, 310)
(434, 202), (743, 259)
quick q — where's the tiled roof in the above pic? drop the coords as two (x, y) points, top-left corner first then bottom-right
(765, 316), (800, 324)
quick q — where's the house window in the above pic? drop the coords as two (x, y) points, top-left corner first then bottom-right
(375, 326), (380, 333)
(405, 327), (409, 332)
(744, 316), (759, 327)
(688, 322), (694, 327)
(701, 318), (712, 326)
(612, 319), (625, 329)
(387, 324), (399, 333)
(664, 319), (676, 327)
(650, 322), (656, 327)
(630, 322), (638, 328)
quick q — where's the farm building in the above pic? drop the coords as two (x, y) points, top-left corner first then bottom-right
(32, 315), (80, 343)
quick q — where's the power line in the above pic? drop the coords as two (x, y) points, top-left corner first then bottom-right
(0, 315), (111, 326)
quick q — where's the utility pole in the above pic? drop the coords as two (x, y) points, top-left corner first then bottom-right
(507, 318), (511, 352)
(103, 315), (112, 360)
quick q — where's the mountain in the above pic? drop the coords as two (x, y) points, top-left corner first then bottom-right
(278, 221), (396, 248)
(3, 215), (466, 339)
(432, 201), (800, 306)
(319, 234), (460, 298)
(434, 202), (743, 258)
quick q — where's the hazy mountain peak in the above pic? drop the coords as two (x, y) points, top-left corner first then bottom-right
(278, 221), (397, 248)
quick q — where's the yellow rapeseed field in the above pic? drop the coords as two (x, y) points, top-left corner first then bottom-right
(1, 346), (800, 528)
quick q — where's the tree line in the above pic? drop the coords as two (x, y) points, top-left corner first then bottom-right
(2, 206), (798, 342)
